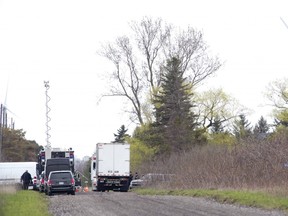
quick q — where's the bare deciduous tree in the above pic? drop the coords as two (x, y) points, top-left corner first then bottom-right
(99, 17), (221, 125)
(265, 78), (288, 109)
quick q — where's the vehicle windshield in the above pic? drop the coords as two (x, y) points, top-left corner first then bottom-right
(50, 172), (71, 180)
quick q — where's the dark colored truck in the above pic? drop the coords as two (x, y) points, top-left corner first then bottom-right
(45, 158), (72, 178)
(36, 148), (81, 194)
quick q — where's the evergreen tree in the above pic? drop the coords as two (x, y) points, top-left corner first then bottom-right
(153, 57), (197, 152)
(253, 116), (269, 134)
(211, 115), (224, 133)
(113, 125), (130, 143)
(232, 114), (252, 140)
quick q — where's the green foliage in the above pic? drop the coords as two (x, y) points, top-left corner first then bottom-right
(195, 88), (244, 130)
(208, 132), (236, 146)
(265, 78), (288, 127)
(274, 109), (288, 127)
(113, 125), (130, 143)
(0, 190), (51, 216)
(152, 57), (198, 153)
(83, 158), (92, 186)
(271, 124), (288, 138)
(132, 124), (161, 149)
(127, 135), (157, 172)
(2, 128), (41, 162)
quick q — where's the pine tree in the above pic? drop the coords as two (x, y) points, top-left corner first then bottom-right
(153, 57), (197, 152)
(211, 115), (224, 133)
(232, 114), (252, 140)
(253, 116), (269, 134)
(113, 125), (130, 143)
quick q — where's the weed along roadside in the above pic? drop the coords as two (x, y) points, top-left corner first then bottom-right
(133, 188), (288, 214)
(0, 185), (50, 216)
(1, 184), (288, 215)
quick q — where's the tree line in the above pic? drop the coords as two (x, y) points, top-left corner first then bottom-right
(0, 128), (41, 162)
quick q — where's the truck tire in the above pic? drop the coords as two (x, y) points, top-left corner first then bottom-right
(120, 186), (129, 192)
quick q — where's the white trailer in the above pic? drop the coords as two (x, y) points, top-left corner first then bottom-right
(0, 162), (37, 189)
(91, 143), (130, 192)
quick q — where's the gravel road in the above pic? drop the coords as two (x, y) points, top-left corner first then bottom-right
(48, 191), (286, 216)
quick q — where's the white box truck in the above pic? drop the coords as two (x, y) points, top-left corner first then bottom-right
(91, 143), (130, 192)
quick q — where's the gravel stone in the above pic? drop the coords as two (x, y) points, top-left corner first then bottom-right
(48, 191), (287, 216)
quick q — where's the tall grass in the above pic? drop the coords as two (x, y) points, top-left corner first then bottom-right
(138, 132), (288, 195)
(0, 184), (50, 216)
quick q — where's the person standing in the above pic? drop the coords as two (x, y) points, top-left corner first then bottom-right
(21, 170), (32, 190)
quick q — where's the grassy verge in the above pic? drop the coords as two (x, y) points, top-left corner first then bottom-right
(134, 188), (288, 213)
(0, 189), (51, 216)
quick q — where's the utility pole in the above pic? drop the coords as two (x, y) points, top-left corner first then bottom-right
(44, 81), (52, 150)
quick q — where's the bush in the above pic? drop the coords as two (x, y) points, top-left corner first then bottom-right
(139, 132), (288, 194)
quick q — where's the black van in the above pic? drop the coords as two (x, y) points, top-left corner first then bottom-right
(45, 170), (76, 196)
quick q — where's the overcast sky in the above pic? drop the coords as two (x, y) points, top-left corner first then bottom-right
(1, 0), (288, 158)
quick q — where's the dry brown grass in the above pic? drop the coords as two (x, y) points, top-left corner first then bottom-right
(138, 132), (288, 195)
(0, 183), (21, 194)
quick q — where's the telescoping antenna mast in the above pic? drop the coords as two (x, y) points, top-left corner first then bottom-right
(44, 81), (51, 149)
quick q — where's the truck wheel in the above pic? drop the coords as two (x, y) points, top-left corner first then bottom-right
(71, 191), (75, 195)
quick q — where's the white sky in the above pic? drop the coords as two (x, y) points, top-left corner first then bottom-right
(0, 0), (288, 158)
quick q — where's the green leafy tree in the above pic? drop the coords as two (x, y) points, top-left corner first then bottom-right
(127, 133), (157, 172)
(232, 114), (252, 140)
(113, 125), (130, 143)
(195, 88), (246, 131)
(152, 57), (198, 153)
(2, 128), (40, 162)
(265, 78), (288, 127)
(273, 109), (288, 127)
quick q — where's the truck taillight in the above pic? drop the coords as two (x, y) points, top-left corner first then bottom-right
(48, 180), (52, 186)
(71, 178), (75, 185)
(41, 152), (45, 159)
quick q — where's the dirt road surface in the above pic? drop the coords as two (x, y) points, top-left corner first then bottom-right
(48, 191), (286, 216)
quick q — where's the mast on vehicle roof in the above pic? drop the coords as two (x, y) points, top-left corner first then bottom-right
(44, 81), (51, 150)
